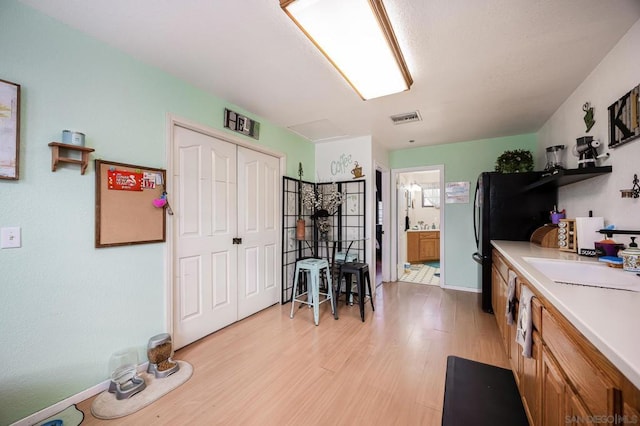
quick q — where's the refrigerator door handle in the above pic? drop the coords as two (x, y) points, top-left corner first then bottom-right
(472, 252), (484, 264)
(473, 178), (480, 248)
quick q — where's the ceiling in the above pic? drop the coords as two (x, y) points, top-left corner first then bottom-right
(21, 0), (640, 150)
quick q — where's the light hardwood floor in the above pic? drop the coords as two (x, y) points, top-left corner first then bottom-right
(77, 282), (509, 425)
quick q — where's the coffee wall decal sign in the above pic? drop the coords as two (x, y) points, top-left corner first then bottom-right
(583, 102), (595, 132)
(329, 153), (352, 176)
(351, 161), (364, 179)
(608, 83), (640, 149)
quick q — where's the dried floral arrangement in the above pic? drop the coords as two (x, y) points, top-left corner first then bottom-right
(317, 218), (332, 235)
(301, 184), (345, 218)
(301, 184), (345, 238)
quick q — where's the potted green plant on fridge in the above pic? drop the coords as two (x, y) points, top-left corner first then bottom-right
(495, 149), (534, 173)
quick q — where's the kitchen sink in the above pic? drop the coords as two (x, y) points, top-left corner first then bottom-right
(523, 257), (640, 292)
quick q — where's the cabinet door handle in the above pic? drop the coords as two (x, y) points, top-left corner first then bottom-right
(232, 238), (242, 244)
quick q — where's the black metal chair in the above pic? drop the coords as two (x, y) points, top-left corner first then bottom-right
(336, 262), (375, 322)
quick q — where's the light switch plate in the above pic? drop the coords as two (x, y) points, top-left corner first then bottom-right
(1, 227), (21, 248)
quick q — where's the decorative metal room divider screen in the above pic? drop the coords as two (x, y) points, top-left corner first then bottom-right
(281, 177), (366, 303)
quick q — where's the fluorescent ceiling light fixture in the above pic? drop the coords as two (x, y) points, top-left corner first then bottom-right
(281, 0), (413, 100)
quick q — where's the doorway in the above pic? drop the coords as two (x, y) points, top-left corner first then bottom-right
(375, 169), (383, 286)
(374, 163), (391, 286)
(392, 166), (444, 286)
(168, 119), (283, 349)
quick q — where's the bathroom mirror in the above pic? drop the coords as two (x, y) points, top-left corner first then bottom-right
(422, 183), (440, 208)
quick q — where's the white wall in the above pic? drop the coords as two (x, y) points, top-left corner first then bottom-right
(315, 136), (374, 267)
(0, 2), (314, 423)
(538, 18), (640, 242)
(372, 138), (390, 170)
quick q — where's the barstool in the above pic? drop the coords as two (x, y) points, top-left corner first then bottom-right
(290, 258), (334, 325)
(334, 251), (358, 303)
(337, 262), (375, 322)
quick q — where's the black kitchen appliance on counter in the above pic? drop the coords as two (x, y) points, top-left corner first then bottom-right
(472, 172), (557, 313)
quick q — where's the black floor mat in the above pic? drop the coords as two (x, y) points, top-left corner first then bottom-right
(442, 356), (529, 426)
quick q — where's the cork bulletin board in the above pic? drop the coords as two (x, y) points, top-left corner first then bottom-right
(95, 159), (167, 248)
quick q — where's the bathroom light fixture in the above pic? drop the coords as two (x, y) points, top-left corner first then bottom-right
(280, 0), (413, 100)
(407, 182), (422, 192)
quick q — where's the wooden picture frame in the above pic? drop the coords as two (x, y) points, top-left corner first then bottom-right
(608, 83), (640, 149)
(0, 78), (20, 180)
(95, 159), (167, 248)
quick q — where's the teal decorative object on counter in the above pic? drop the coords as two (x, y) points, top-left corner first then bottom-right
(495, 149), (534, 173)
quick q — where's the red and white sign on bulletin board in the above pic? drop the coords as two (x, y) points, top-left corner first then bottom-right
(107, 170), (143, 191)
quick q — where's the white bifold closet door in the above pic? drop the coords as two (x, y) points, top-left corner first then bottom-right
(173, 125), (279, 349)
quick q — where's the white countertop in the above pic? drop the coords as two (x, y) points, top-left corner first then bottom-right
(407, 229), (439, 232)
(492, 240), (640, 389)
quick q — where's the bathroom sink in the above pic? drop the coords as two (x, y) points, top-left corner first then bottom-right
(523, 257), (640, 292)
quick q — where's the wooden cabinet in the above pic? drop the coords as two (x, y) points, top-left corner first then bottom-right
(491, 248), (638, 426)
(407, 232), (420, 263)
(541, 307), (621, 420)
(491, 261), (510, 360)
(419, 237), (438, 260)
(522, 329), (541, 425)
(541, 346), (566, 426)
(541, 340), (604, 426)
(566, 388), (595, 426)
(406, 231), (439, 262)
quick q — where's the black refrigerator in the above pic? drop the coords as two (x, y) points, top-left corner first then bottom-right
(472, 172), (557, 313)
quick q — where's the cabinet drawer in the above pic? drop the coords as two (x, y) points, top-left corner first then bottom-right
(493, 250), (509, 283)
(541, 308), (620, 416)
(419, 231), (438, 239)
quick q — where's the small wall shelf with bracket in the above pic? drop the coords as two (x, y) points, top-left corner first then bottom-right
(48, 142), (95, 175)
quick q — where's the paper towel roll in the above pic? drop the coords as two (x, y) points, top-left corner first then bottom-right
(575, 217), (604, 257)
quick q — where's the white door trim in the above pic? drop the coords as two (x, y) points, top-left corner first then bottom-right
(374, 162), (391, 283)
(165, 113), (286, 338)
(390, 165), (445, 286)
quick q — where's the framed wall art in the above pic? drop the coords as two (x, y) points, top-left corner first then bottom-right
(445, 181), (470, 204)
(0, 78), (20, 180)
(608, 83), (640, 149)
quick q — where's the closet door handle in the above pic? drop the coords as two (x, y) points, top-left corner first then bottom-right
(232, 238), (242, 245)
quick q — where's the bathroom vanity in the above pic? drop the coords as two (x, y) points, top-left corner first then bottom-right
(407, 230), (440, 263)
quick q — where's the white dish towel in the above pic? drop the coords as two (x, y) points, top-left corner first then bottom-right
(516, 285), (535, 358)
(505, 270), (517, 325)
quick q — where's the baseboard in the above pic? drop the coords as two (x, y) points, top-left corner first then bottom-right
(12, 362), (149, 426)
(442, 284), (481, 293)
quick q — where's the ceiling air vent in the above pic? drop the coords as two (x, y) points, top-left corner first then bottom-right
(390, 110), (422, 125)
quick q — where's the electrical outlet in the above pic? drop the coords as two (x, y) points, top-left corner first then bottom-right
(1, 227), (21, 248)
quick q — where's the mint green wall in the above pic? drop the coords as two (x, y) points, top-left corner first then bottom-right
(390, 134), (538, 289)
(0, 1), (313, 423)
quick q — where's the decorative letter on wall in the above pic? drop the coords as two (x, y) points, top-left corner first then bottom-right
(608, 84), (640, 149)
